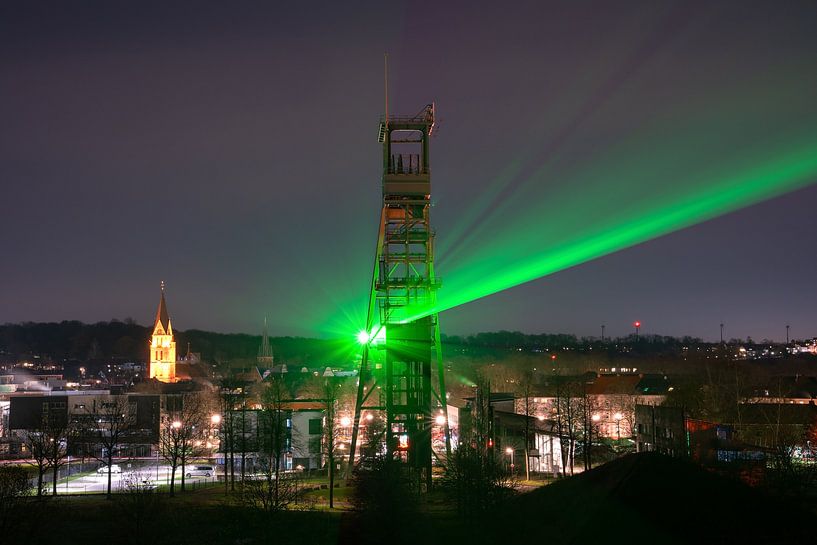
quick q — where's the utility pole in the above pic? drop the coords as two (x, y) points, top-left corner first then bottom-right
(720, 323), (724, 345)
(600, 324), (605, 342)
(786, 324), (790, 344)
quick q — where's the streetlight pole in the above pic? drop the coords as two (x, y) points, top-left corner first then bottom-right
(590, 413), (600, 468)
(505, 447), (514, 474)
(210, 413), (224, 493)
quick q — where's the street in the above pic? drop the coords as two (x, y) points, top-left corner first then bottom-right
(56, 463), (218, 494)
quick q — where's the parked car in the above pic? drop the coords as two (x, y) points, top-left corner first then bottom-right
(97, 464), (122, 474)
(185, 465), (214, 478)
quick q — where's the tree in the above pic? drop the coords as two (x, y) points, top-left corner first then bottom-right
(22, 428), (49, 497)
(44, 420), (75, 496)
(554, 377), (584, 475)
(219, 377), (249, 492)
(0, 465), (31, 538)
(82, 395), (134, 499)
(254, 377), (293, 509)
(178, 394), (208, 492)
(440, 375), (514, 519)
(21, 406), (73, 497)
(161, 393), (208, 495)
(517, 370), (534, 481)
(159, 415), (184, 496)
(321, 377), (343, 509)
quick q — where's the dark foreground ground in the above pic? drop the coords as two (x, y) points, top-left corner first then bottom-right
(8, 454), (815, 545)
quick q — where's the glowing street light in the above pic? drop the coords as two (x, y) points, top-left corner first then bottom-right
(505, 447), (515, 473)
(172, 420), (182, 429)
(613, 412), (623, 440)
(434, 414), (447, 426)
(340, 416), (352, 427)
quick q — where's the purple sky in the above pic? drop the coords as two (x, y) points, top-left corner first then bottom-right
(2, 1), (816, 341)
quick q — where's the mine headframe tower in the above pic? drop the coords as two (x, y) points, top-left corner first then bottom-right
(348, 103), (451, 490)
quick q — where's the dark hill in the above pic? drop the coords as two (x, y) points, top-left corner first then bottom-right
(485, 453), (813, 545)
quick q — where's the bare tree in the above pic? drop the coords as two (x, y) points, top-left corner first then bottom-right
(218, 377), (245, 492)
(159, 415), (184, 496)
(178, 394), (207, 492)
(82, 396), (134, 499)
(321, 377), (342, 509)
(554, 378), (583, 475)
(44, 420), (75, 496)
(161, 393), (207, 495)
(22, 428), (49, 497)
(254, 377), (293, 509)
(517, 370), (534, 481)
(441, 375), (515, 519)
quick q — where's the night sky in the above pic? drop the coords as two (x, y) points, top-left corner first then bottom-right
(2, 1), (817, 342)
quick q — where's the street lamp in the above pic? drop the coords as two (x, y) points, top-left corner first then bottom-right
(210, 414), (222, 486)
(613, 412), (623, 440)
(505, 446), (514, 473)
(590, 413), (601, 468)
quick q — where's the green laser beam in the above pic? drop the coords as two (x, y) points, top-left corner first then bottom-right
(404, 141), (817, 323)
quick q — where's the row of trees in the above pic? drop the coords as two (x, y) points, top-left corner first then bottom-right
(23, 396), (138, 498)
(216, 374), (349, 510)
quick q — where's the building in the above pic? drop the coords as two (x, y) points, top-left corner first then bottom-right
(8, 392), (161, 458)
(516, 373), (672, 440)
(461, 393), (563, 476)
(148, 282), (177, 383)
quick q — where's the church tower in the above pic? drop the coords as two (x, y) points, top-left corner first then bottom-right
(149, 281), (177, 383)
(257, 317), (274, 366)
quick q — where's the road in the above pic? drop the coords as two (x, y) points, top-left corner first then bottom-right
(57, 463), (218, 494)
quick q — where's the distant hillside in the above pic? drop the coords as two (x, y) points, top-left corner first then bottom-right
(0, 320), (352, 366)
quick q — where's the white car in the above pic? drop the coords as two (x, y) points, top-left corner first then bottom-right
(97, 464), (122, 474)
(185, 465), (213, 478)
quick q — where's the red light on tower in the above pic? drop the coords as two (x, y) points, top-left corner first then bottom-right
(634, 321), (641, 339)
(550, 354), (557, 361)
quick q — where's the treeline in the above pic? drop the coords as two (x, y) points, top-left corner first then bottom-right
(441, 331), (708, 356)
(0, 321), (349, 366)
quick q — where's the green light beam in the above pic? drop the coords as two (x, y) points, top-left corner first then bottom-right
(404, 141), (817, 322)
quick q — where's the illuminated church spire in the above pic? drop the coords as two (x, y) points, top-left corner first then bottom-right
(149, 281), (177, 382)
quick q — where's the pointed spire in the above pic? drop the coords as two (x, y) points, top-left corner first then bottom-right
(258, 316), (273, 364)
(153, 281), (171, 334)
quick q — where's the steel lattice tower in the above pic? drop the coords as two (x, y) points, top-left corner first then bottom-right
(348, 103), (450, 489)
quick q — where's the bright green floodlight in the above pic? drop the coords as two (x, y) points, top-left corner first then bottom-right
(356, 330), (370, 345)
